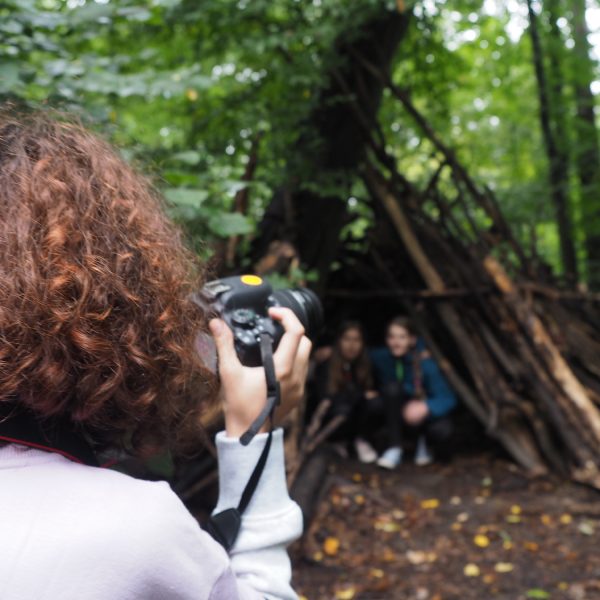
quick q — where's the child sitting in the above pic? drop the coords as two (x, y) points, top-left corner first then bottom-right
(370, 317), (456, 469)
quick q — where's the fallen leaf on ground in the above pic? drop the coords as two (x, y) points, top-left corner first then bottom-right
(382, 547), (397, 562)
(524, 541), (539, 552)
(494, 562), (514, 573)
(464, 563), (480, 577)
(559, 513), (572, 525)
(421, 498), (440, 509)
(335, 586), (356, 599)
(415, 587), (429, 600)
(474, 534), (490, 548)
(374, 519), (401, 532)
(406, 550), (427, 565)
(525, 589), (550, 599)
(577, 520), (595, 536)
(323, 537), (340, 556)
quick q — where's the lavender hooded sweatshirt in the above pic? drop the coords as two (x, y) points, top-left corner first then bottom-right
(0, 428), (302, 599)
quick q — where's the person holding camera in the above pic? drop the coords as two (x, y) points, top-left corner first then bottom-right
(312, 321), (379, 463)
(0, 112), (312, 599)
(371, 317), (456, 469)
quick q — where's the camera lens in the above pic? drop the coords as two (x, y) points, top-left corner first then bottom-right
(271, 288), (323, 340)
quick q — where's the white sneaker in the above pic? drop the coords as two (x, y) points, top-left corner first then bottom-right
(414, 435), (433, 466)
(376, 446), (403, 469)
(354, 438), (378, 464)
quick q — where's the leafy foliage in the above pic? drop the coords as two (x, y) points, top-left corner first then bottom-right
(2, 0), (598, 279)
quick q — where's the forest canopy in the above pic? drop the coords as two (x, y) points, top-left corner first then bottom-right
(3, 0), (600, 288)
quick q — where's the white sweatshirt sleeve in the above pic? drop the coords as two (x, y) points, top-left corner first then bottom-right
(211, 428), (303, 600)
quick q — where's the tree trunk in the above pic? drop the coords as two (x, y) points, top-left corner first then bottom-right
(527, 0), (578, 285)
(250, 9), (411, 292)
(547, 0), (577, 266)
(569, 0), (600, 288)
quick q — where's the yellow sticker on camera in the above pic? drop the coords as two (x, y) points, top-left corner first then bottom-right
(241, 275), (263, 286)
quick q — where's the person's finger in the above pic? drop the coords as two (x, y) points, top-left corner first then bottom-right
(268, 307), (305, 375)
(274, 336), (312, 418)
(294, 336), (312, 376)
(209, 318), (241, 377)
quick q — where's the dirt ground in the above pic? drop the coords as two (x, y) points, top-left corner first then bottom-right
(291, 451), (600, 600)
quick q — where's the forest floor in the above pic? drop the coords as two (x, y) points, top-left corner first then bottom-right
(291, 450), (600, 600)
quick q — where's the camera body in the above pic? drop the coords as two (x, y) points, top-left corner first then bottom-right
(196, 275), (322, 367)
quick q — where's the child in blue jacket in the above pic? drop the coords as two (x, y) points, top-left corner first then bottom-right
(370, 317), (457, 469)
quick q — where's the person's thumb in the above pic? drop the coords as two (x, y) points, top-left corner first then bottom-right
(209, 318), (241, 376)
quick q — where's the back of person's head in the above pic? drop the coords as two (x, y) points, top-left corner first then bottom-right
(0, 109), (217, 456)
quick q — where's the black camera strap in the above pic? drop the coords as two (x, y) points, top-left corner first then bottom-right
(205, 334), (281, 551)
(240, 335), (281, 446)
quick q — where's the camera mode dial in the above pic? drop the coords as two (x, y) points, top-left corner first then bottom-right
(231, 308), (257, 329)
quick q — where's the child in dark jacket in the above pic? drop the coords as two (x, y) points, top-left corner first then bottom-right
(370, 317), (456, 469)
(313, 321), (379, 463)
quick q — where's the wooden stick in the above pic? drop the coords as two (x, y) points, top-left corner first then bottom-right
(522, 282), (600, 303)
(484, 256), (600, 454)
(325, 287), (493, 299)
(288, 398), (346, 487)
(364, 165), (445, 292)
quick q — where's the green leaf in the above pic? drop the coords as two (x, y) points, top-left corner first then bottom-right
(223, 180), (249, 196)
(171, 151), (202, 165)
(0, 20), (24, 35)
(526, 590), (550, 599)
(208, 212), (253, 237)
(117, 7), (153, 22)
(0, 62), (21, 92)
(164, 188), (210, 207)
(68, 3), (115, 26)
(153, 0), (182, 6)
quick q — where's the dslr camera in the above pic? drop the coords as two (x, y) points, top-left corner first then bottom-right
(195, 275), (323, 367)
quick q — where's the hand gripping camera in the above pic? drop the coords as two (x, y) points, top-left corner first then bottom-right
(196, 275), (323, 368)
(197, 275), (322, 550)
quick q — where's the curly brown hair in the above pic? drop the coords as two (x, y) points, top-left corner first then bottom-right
(0, 109), (217, 456)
